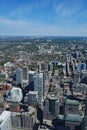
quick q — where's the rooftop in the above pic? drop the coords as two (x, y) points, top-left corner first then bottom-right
(47, 92), (58, 100)
(29, 91), (38, 95)
(65, 114), (83, 123)
(65, 99), (79, 106)
(29, 71), (35, 74)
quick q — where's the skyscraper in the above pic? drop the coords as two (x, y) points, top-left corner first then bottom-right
(34, 73), (44, 106)
(38, 73), (43, 106)
(34, 75), (39, 91)
(22, 66), (28, 80)
(43, 92), (59, 120)
(29, 71), (35, 91)
(16, 68), (23, 87)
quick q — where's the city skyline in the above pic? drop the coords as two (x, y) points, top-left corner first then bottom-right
(0, 0), (87, 36)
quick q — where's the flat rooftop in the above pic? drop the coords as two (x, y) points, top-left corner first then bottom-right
(47, 92), (58, 100)
(65, 99), (79, 106)
(65, 114), (83, 123)
(29, 91), (38, 95)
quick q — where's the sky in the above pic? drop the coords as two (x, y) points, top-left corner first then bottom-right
(0, 0), (87, 36)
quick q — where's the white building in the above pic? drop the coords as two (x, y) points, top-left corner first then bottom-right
(0, 111), (12, 130)
(5, 87), (23, 102)
(4, 62), (14, 71)
(34, 73), (44, 106)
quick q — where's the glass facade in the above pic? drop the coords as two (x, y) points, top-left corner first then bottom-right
(49, 100), (55, 116)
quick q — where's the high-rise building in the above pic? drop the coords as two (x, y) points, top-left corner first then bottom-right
(22, 66), (28, 80)
(16, 68), (23, 87)
(0, 111), (12, 130)
(16, 67), (29, 88)
(43, 92), (59, 120)
(43, 72), (46, 98)
(29, 71), (35, 91)
(34, 73), (44, 106)
(34, 72), (45, 97)
(38, 73), (43, 106)
(28, 91), (38, 107)
(29, 71), (35, 83)
(34, 75), (38, 91)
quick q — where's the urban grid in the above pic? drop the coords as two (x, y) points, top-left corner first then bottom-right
(0, 36), (87, 130)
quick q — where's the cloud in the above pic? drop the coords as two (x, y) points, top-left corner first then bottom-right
(9, 0), (51, 18)
(54, 0), (83, 18)
(0, 16), (87, 36)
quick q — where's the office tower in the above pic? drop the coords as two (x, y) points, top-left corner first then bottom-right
(34, 75), (38, 91)
(38, 73), (43, 106)
(43, 72), (46, 98)
(34, 73), (44, 106)
(28, 91), (38, 107)
(22, 66), (29, 88)
(43, 92), (59, 120)
(34, 72), (45, 97)
(0, 111), (12, 130)
(22, 66), (28, 80)
(16, 68), (23, 87)
(29, 71), (35, 83)
(29, 71), (35, 91)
